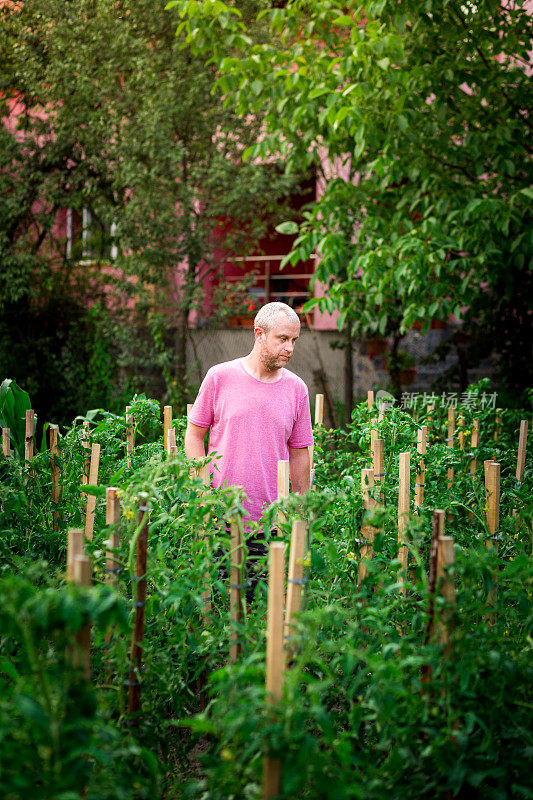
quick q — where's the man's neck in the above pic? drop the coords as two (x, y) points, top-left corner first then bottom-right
(241, 353), (283, 383)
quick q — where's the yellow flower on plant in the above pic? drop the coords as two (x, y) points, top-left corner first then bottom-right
(346, 552), (356, 562)
(220, 748), (234, 762)
(303, 552), (311, 567)
(124, 509), (134, 520)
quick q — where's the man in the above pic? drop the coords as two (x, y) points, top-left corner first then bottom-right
(185, 302), (314, 597)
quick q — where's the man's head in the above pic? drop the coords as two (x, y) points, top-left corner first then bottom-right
(253, 302), (301, 373)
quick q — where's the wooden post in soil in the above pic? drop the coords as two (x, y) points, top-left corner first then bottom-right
(167, 428), (177, 457)
(370, 427), (378, 458)
(494, 409), (502, 443)
(25, 409), (35, 463)
(2, 427), (11, 458)
(367, 390), (374, 410)
(125, 406), (134, 468)
(83, 443), (100, 542)
(314, 393), (324, 426)
(358, 468), (376, 585)
(277, 459), (290, 529)
(81, 421), (90, 484)
(470, 419), (480, 476)
(372, 437), (385, 509)
(128, 498), (149, 723)
(458, 415), (465, 452)
(72, 554), (92, 680)
(447, 407), (455, 490)
(229, 519), (244, 663)
(50, 425), (60, 531)
(263, 542), (286, 800)
(285, 520), (307, 647)
(436, 536), (455, 656)
(414, 426), (427, 509)
(67, 528), (85, 582)
(163, 405), (172, 454)
(397, 452), (410, 596)
(485, 461), (500, 610)
(105, 488), (121, 588)
(512, 421), (528, 523)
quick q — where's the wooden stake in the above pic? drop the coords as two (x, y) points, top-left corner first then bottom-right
(458, 415), (465, 451)
(105, 488), (121, 588)
(285, 520), (307, 643)
(447, 407), (455, 490)
(199, 467), (212, 616)
(485, 461), (500, 549)
(277, 459), (290, 528)
(414, 426), (427, 508)
(314, 393), (324, 426)
(398, 452), (410, 596)
(229, 520), (243, 663)
(2, 427), (10, 458)
(372, 437), (385, 503)
(494, 408), (502, 442)
(370, 427), (378, 457)
(163, 405), (172, 454)
(84, 443), (100, 542)
(358, 469), (376, 585)
(436, 536), (455, 655)
(167, 428), (177, 457)
(25, 409), (35, 463)
(516, 421), (528, 482)
(81, 421), (90, 484)
(128, 499), (149, 722)
(67, 528), (84, 582)
(50, 425), (60, 530)
(263, 542), (286, 799)
(367, 390), (374, 410)
(126, 406), (134, 468)
(470, 419), (480, 476)
(72, 554), (92, 680)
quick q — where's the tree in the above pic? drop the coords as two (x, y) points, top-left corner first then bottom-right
(0, 0), (297, 417)
(174, 0), (533, 400)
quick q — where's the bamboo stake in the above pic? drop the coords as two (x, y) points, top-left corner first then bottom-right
(50, 425), (60, 530)
(470, 418), (480, 476)
(358, 468), (376, 585)
(436, 536), (455, 655)
(229, 520), (244, 663)
(163, 405), (172, 454)
(285, 520), (307, 644)
(277, 460), (290, 528)
(126, 406), (134, 468)
(398, 452), (410, 596)
(105, 488), (121, 588)
(367, 390), (374, 410)
(67, 528), (84, 582)
(447, 407), (455, 490)
(314, 393), (324, 426)
(81, 421), (90, 484)
(2, 427), (10, 458)
(263, 542), (286, 800)
(84, 443), (100, 542)
(128, 498), (149, 722)
(72, 554), (92, 680)
(25, 409), (34, 463)
(414, 426), (427, 508)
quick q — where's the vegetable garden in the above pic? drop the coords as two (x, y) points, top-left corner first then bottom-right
(0, 378), (531, 800)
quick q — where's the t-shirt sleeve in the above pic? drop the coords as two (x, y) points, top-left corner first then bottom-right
(287, 388), (314, 448)
(188, 371), (215, 429)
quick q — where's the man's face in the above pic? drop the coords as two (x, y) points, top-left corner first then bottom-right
(256, 314), (300, 372)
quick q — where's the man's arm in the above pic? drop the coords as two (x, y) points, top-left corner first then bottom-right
(289, 446), (310, 494)
(185, 422), (209, 460)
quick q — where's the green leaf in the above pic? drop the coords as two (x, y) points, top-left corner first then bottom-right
(275, 221), (299, 235)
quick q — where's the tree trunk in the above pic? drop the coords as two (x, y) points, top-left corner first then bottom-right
(343, 326), (353, 427)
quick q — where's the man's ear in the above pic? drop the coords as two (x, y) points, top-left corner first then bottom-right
(254, 326), (264, 342)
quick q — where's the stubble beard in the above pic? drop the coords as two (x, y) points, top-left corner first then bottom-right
(260, 351), (288, 373)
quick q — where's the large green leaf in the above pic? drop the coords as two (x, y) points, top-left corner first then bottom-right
(0, 379), (31, 457)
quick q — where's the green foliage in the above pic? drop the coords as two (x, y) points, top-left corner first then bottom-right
(0, 380), (531, 797)
(0, 379), (31, 457)
(172, 0), (533, 391)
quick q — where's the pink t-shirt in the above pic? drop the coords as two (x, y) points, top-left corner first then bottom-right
(189, 358), (314, 523)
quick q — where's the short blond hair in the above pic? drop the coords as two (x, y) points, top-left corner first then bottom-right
(254, 302), (299, 333)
